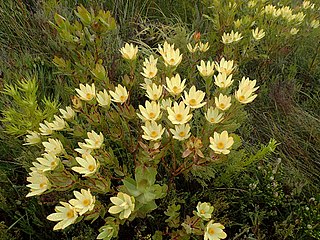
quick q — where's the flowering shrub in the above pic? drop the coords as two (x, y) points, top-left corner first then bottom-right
(19, 3), (275, 236)
(8, 0), (320, 238)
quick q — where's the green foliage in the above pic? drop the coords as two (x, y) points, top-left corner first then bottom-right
(1, 77), (58, 135)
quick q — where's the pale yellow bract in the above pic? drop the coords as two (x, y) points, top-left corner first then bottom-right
(141, 121), (165, 141)
(109, 84), (128, 104)
(137, 100), (162, 122)
(167, 102), (192, 125)
(183, 86), (206, 109)
(204, 220), (227, 240)
(215, 94), (232, 111)
(47, 202), (78, 230)
(26, 171), (50, 197)
(197, 60), (215, 78)
(75, 83), (96, 101)
(72, 154), (99, 177)
(165, 73), (186, 95)
(120, 43), (138, 60)
(69, 189), (95, 215)
(108, 192), (135, 219)
(209, 131), (234, 155)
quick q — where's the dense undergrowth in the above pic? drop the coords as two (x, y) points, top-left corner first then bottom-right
(0, 0), (319, 239)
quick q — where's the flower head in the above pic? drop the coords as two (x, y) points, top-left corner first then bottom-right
(69, 189), (95, 215)
(75, 142), (92, 157)
(222, 30), (243, 44)
(310, 19), (320, 29)
(39, 120), (53, 135)
(97, 89), (111, 107)
(214, 73), (233, 88)
(209, 131), (234, 155)
(82, 130), (104, 149)
(141, 55), (158, 79)
(183, 86), (206, 109)
(158, 41), (183, 67)
(215, 58), (234, 76)
(199, 42), (210, 52)
(59, 106), (75, 120)
(23, 131), (41, 145)
(42, 138), (64, 155)
(235, 77), (259, 104)
(49, 115), (66, 131)
(33, 152), (60, 172)
(195, 202), (214, 220)
(197, 60), (215, 78)
(290, 28), (299, 35)
(108, 192), (135, 219)
(141, 121), (165, 141)
(137, 100), (162, 122)
(120, 43), (138, 60)
(215, 94), (231, 111)
(109, 84), (128, 104)
(75, 83), (96, 101)
(165, 74), (186, 95)
(252, 27), (265, 40)
(26, 170), (50, 197)
(170, 124), (191, 141)
(47, 202), (78, 230)
(205, 107), (224, 124)
(167, 102), (192, 125)
(187, 43), (198, 53)
(146, 83), (163, 101)
(72, 154), (99, 177)
(204, 220), (227, 240)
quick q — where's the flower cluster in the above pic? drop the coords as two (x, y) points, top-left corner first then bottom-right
(47, 189), (95, 230)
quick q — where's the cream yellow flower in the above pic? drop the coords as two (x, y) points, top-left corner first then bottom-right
(165, 74), (186, 95)
(75, 83), (96, 101)
(187, 43), (198, 53)
(167, 102), (192, 125)
(59, 106), (75, 120)
(310, 19), (320, 29)
(158, 41), (183, 67)
(161, 98), (172, 110)
(69, 189), (95, 215)
(248, 0), (256, 8)
(82, 130), (104, 149)
(108, 192), (135, 220)
(33, 152), (60, 172)
(42, 138), (64, 155)
(303, 1), (315, 9)
(235, 77), (259, 104)
(170, 124), (191, 141)
(209, 131), (234, 155)
(75, 142), (92, 157)
(49, 115), (66, 131)
(137, 100), (161, 122)
(205, 107), (224, 124)
(199, 42), (210, 52)
(23, 131), (41, 145)
(214, 73), (233, 88)
(145, 83), (163, 101)
(47, 202), (78, 231)
(141, 121), (165, 141)
(197, 60), (215, 78)
(264, 5), (277, 15)
(195, 202), (214, 220)
(183, 86), (206, 109)
(26, 170), (50, 197)
(96, 89), (111, 107)
(109, 84), (128, 104)
(119, 43), (138, 60)
(204, 220), (227, 240)
(290, 28), (299, 35)
(140, 78), (153, 90)
(222, 30), (243, 44)
(72, 154), (99, 177)
(39, 120), (53, 135)
(252, 27), (265, 40)
(215, 94), (231, 111)
(141, 55), (158, 79)
(215, 58), (234, 76)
